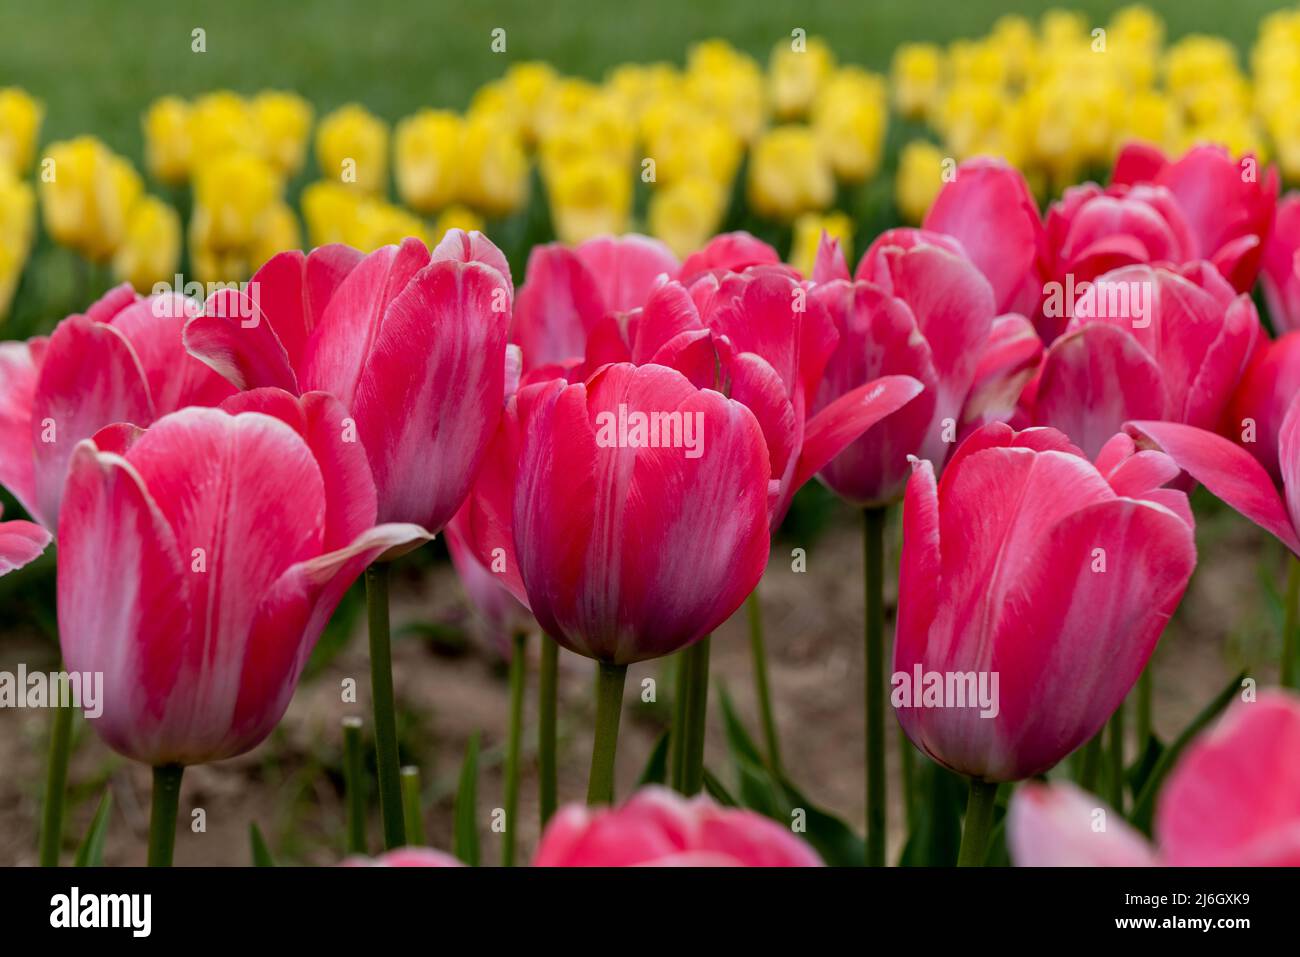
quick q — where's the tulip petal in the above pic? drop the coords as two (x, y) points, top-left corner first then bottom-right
(0, 515), (50, 576)
(576, 235), (678, 312)
(0, 338), (45, 520)
(794, 375), (924, 493)
(353, 259), (510, 530)
(300, 237), (430, 407)
(110, 295), (237, 412)
(431, 229), (514, 297)
(513, 244), (606, 369)
(962, 313), (1043, 428)
(183, 286), (300, 394)
(1128, 419), (1300, 554)
(1156, 692), (1300, 866)
(57, 443), (192, 765)
(32, 317), (155, 527)
(1008, 782), (1156, 866)
(1035, 324), (1168, 461)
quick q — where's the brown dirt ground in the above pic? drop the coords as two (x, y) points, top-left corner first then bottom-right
(0, 499), (1278, 866)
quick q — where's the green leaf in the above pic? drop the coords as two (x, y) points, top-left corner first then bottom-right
(898, 759), (965, 867)
(249, 823), (275, 867)
(636, 730), (671, 787)
(1130, 671), (1245, 834)
(453, 733), (480, 866)
(73, 789), (113, 867)
(1125, 734), (1165, 800)
(701, 768), (738, 807)
(717, 683), (765, 768)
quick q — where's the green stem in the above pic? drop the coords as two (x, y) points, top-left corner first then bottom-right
(38, 702), (74, 867)
(899, 728), (915, 833)
(681, 635), (712, 796)
(538, 636), (558, 826)
(366, 562), (405, 849)
(587, 662), (628, 805)
(746, 590), (783, 775)
(1077, 731), (1103, 793)
(147, 764), (184, 867)
(1107, 701), (1126, 813)
(341, 716), (366, 856)
(400, 766), (425, 846)
(670, 651), (689, 791)
(863, 506), (887, 867)
(1282, 555), (1300, 689)
(1136, 667), (1153, 748)
(503, 631), (527, 866)
(956, 778), (998, 867)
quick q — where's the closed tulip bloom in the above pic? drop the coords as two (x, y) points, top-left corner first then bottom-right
(1009, 691), (1300, 866)
(513, 363), (771, 664)
(394, 109), (464, 213)
(316, 103), (388, 194)
(895, 423), (1197, 782)
(0, 286), (236, 529)
(113, 195), (181, 291)
(0, 169), (35, 319)
(183, 230), (511, 533)
(546, 156), (632, 245)
(678, 231), (781, 284)
(0, 87), (43, 175)
(747, 125), (834, 222)
(1226, 331), (1300, 482)
(141, 96), (192, 185)
(458, 117), (529, 218)
(251, 91), (314, 177)
(812, 232), (1041, 506)
(58, 397), (428, 765)
(39, 137), (143, 261)
(0, 503), (49, 577)
(1031, 263), (1262, 460)
(535, 786), (822, 866)
(768, 36), (835, 121)
(1261, 192), (1300, 333)
(1112, 142), (1278, 294)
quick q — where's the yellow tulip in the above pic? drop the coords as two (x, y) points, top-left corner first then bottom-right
(191, 151), (281, 250)
(142, 96), (192, 184)
(895, 140), (947, 225)
(39, 137), (142, 261)
(789, 211), (853, 278)
(394, 109), (464, 213)
(350, 198), (429, 252)
(1113, 90), (1182, 157)
(189, 91), (261, 165)
(112, 195), (181, 291)
(1040, 9), (1088, 48)
(432, 204), (486, 244)
(891, 44), (945, 121)
(460, 117), (529, 217)
(0, 168), (34, 319)
(813, 68), (888, 182)
(253, 91), (314, 176)
(642, 105), (741, 188)
(747, 125), (834, 222)
(648, 175), (727, 259)
(546, 155), (631, 245)
(250, 202), (302, 270)
(606, 62), (682, 122)
(1109, 5), (1164, 55)
(0, 88), (43, 175)
(502, 61), (558, 144)
(768, 35), (836, 120)
(316, 103), (388, 194)
(685, 39), (766, 142)
(302, 179), (362, 248)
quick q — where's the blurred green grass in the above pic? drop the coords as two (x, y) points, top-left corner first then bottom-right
(4, 0), (1285, 168)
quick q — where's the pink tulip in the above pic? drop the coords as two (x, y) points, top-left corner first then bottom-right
(578, 264), (925, 526)
(1261, 193), (1300, 333)
(57, 395), (428, 766)
(0, 503), (49, 576)
(341, 847), (463, 867)
(678, 231), (782, 284)
(445, 509), (532, 658)
(1129, 403), (1300, 556)
(1226, 331), (1300, 482)
(183, 231), (512, 533)
(1009, 690), (1300, 865)
(1030, 263), (1262, 460)
(812, 234), (1041, 506)
(512, 362), (771, 664)
(1112, 143), (1278, 294)
(895, 423), (1197, 782)
(0, 286), (236, 529)
(534, 786), (823, 866)
(920, 156), (1048, 318)
(511, 235), (678, 370)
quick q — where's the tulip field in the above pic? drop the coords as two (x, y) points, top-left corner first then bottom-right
(2, 0), (1300, 904)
